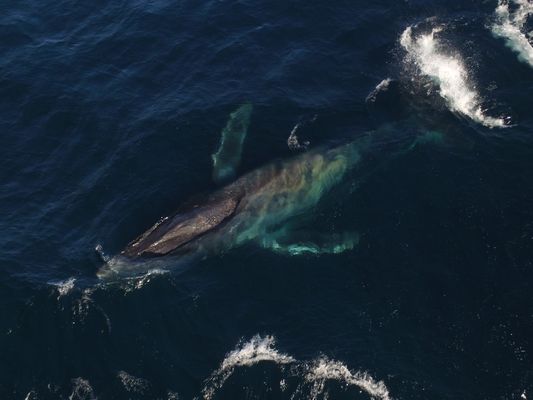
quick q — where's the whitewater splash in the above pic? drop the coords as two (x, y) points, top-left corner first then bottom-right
(492, 0), (533, 67)
(400, 25), (508, 128)
(202, 335), (295, 400)
(201, 335), (391, 400)
(306, 357), (392, 400)
(50, 277), (77, 299)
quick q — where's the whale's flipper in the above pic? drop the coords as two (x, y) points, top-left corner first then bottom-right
(259, 228), (359, 256)
(212, 103), (253, 185)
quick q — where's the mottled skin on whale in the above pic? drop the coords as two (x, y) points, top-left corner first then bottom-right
(96, 108), (367, 280)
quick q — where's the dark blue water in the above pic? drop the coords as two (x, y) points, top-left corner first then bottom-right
(1, 0), (533, 399)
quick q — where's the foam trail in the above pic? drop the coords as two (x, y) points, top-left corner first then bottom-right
(202, 335), (295, 400)
(400, 26), (507, 128)
(306, 357), (391, 400)
(492, 0), (533, 67)
(201, 334), (392, 400)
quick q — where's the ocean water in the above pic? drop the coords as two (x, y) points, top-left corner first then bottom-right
(1, 0), (533, 399)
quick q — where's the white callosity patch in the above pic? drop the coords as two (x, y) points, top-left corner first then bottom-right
(492, 0), (533, 67)
(69, 378), (97, 400)
(201, 335), (392, 400)
(400, 25), (508, 128)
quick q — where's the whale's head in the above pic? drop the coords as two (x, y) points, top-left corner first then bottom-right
(122, 190), (240, 258)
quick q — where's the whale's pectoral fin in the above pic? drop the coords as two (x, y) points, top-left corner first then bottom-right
(212, 103), (253, 185)
(259, 227), (359, 256)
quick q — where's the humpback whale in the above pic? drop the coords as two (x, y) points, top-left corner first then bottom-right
(96, 106), (366, 280)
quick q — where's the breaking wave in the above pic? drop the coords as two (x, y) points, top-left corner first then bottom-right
(492, 0), (533, 67)
(201, 334), (391, 400)
(400, 25), (508, 128)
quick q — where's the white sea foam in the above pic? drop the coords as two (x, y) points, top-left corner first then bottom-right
(201, 335), (392, 400)
(492, 0), (533, 67)
(202, 335), (294, 400)
(117, 371), (150, 394)
(51, 277), (77, 299)
(306, 357), (391, 400)
(400, 25), (508, 128)
(123, 268), (170, 293)
(220, 335), (295, 369)
(69, 378), (96, 400)
(366, 78), (393, 102)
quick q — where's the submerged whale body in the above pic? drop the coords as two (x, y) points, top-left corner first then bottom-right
(97, 107), (368, 280)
